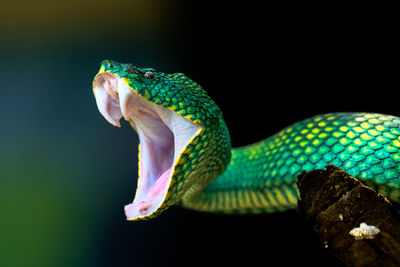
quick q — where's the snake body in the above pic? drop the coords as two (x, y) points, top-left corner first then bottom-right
(188, 112), (400, 214)
(93, 60), (400, 220)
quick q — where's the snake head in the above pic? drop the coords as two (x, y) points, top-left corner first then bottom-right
(92, 60), (231, 220)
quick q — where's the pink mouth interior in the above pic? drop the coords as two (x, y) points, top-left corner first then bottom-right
(124, 114), (175, 219)
(125, 166), (172, 216)
(93, 72), (201, 220)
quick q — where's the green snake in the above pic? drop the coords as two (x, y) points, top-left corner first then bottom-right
(93, 60), (400, 221)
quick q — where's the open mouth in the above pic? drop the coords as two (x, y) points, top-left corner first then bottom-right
(93, 72), (202, 220)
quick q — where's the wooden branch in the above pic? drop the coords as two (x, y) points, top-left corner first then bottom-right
(297, 164), (400, 266)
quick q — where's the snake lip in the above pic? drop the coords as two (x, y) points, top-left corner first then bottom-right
(93, 72), (202, 220)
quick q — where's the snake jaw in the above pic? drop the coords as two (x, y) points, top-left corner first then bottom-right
(93, 73), (122, 127)
(93, 72), (202, 220)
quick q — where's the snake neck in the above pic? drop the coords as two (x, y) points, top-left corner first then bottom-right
(181, 139), (299, 214)
(181, 112), (400, 214)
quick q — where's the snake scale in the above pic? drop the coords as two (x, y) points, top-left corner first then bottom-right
(93, 60), (400, 221)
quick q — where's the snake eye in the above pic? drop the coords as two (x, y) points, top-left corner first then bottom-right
(110, 64), (114, 69)
(144, 71), (154, 79)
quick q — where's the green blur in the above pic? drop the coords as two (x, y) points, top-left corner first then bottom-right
(0, 1), (185, 266)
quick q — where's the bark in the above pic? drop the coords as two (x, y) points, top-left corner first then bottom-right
(297, 164), (400, 266)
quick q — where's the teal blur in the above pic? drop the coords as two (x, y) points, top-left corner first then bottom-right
(0, 1), (188, 266)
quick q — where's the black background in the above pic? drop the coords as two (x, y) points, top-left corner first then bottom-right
(0, 1), (396, 266)
(101, 3), (396, 267)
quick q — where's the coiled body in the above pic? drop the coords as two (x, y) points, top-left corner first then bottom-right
(184, 112), (400, 213)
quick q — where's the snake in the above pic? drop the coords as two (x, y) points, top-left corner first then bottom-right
(92, 59), (400, 221)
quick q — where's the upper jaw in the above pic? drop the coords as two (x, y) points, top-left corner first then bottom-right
(93, 72), (202, 220)
(93, 73), (122, 127)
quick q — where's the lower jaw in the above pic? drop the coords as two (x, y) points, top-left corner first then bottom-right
(124, 166), (172, 219)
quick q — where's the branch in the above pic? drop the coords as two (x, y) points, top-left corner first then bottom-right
(297, 164), (400, 266)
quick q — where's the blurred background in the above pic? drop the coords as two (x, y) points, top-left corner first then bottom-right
(0, 1), (396, 266)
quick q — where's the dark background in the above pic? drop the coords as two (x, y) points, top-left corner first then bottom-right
(0, 1), (396, 266)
